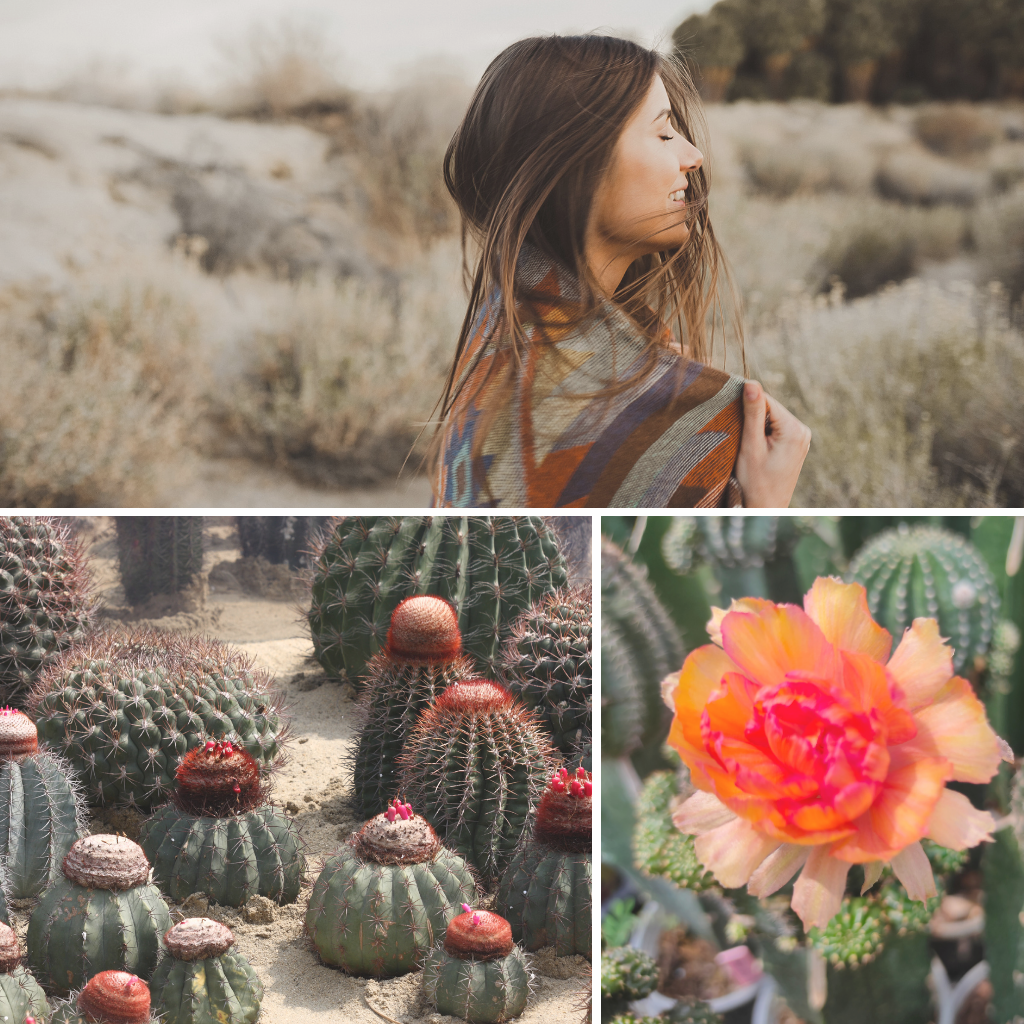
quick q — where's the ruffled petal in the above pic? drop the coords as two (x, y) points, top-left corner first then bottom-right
(890, 841), (937, 902)
(747, 844), (811, 897)
(791, 846), (850, 929)
(668, 644), (741, 758)
(840, 651), (917, 743)
(707, 598), (772, 646)
(925, 788), (997, 850)
(886, 619), (955, 711)
(672, 790), (738, 836)
(861, 860), (884, 894)
(694, 817), (781, 889)
(804, 578), (892, 663)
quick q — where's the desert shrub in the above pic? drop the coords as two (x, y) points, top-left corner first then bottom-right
(915, 103), (1004, 157)
(876, 147), (991, 205)
(973, 186), (1024, 303)
(741, 135), (874, 198)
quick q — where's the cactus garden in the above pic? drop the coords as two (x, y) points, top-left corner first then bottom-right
(601, 515), (1024, 1024)
(0, 514), (589, 1024)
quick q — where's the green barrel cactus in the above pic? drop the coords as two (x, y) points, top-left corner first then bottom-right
(0, 708), (85, 898)
(115, 517), (204, 605)
(305, 801), (478, 977)
(27, 834), (171, 994)
(352, 594), (477, 819)
(399, 679), (557, 881)
(149, 918), (263, 1024)
(497, 767), (592, 957)
(849, 525), (999, 673)
(50, 971), (152, 1024)
(424, 909), (531, 1024)
(308, 515), (568, 683)
(0, 922), (48, 1023)
(0, 515), (93, 709)
(601, 946), (659, 1021)
(30, 629), (287, 810)
(501, 585), (592, 756)
(139, 740), (304, 907)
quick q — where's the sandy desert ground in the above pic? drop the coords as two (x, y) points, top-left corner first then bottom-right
(7, 517), (590, 1024)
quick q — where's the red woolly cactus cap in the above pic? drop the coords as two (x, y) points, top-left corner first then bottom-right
(443, 908), (514, 961)
(433, 679), (513, 714)
(0, 922), (20, 973)
(77, 971), (150, 1024)
(534, 766), (592, 854)
(0, 707), (37, 762)
(352, 798), (441, 865)
(386, 595), (462, 662)
(174, 740), (262, 817)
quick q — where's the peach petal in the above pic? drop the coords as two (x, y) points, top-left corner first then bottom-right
(672, 790), (738, 836)
(861, 860), (884, 894)
(913, 677), (1003, 784)
(661, 670), (682, 711)
(791, 846), (850, 930)
(886, 619), (955, 711)
(694, 817), (781, 889)
(747, 844), (810, 897)
(840, 651), (917, 743)
(804, 578), (893, 663)
(890, 841), (937, 902)
(925, 788), (997, 850)
(668, 645), (741, 755)
(707, 598), (772, 646)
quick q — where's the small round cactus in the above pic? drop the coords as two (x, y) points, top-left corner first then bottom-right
(386, 595), (464, 661)
(149, 918), (263, 1024)
(601, 946), (659, 1019)
(50, 971), (152, 1024)
(809, 896), (888, 968)
(0, 922), (48, 1024)
(423, 909), (531, 1024)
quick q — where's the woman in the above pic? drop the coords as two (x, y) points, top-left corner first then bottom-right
(431, 34), (809, 508)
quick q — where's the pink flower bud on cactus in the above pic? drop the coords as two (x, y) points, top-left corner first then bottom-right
(204, 740), (216, 752)
(386, 807), (397, 822)
(472, 913), (480, 926)
(570, 779), (583, 797)
(461, 903), (472, 914)
(583, 779), (592, 797)
(559, 766), (568, 781)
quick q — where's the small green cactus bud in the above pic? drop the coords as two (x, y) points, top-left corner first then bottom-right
(600, 947), (659, 1001)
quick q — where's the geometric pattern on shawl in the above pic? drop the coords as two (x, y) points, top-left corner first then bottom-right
(433, 246), (744, 508)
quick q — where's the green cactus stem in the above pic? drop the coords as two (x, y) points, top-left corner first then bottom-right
(601, 946), (659, 1022)
(149, 918), (263, 1024)
(115, 517), (203, 605)
(423, 909), (531, 1024)
(27, 835), (171, 994)
(0, 922), (49, 1024)
(497, 767), (592, 957)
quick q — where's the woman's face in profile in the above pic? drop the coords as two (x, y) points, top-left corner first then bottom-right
(587, 74), (704, 272)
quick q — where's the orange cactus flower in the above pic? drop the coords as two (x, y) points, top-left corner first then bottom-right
(665, 577), (1011, 930)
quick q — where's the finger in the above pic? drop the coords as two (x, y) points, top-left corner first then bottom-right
(742, 381), (768, 453)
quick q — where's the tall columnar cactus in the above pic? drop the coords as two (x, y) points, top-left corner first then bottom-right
(501, 586), (592, 757)
(115, 517), (204, 605)
(139, 740), (304, 906)
(149, 919), (263, 1024)
(50, 972), (152, 1024)
(0, 922), (48, 1024)
(848, 525), (1000, 673)
(308, 516), (568, 683)
(0, 515), (93, 709)
(424, 909), (531, 1024)
(30, 630), (287, 810)
(497, 767), (592, 958)
(236, 515), (329, 569)
(352, 595), (477, 819)
(399, 679), (557, 881)
(0, 707), (85, 898)
(27, 835), (171, 994)
(305, 800), (478, 977)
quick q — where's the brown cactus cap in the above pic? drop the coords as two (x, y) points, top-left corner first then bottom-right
(0, 707), (38, 762)
(443, 909), (514, 961)
(78, 971), (150, 1024)
(0, 922), (20, 973)
(432, 679), (512, 714)
(164, 918), (235, 961)
(386, 595), (462, 662)
(62, 835), (150, 890)
(533, 766), (592, 854)
(351, 800), (441, 865)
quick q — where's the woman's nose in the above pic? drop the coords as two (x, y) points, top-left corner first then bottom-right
(679, 141), (703, 172)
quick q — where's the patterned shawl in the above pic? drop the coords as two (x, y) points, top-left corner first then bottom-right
(433, 247), (744, 508)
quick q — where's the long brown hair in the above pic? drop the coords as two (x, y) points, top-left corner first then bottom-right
(434, 33), (742, 438)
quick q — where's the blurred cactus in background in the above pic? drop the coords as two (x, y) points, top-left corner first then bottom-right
(115, 516), (204, 605)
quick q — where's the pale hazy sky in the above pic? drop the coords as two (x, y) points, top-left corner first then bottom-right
(0, 0), (713, 93)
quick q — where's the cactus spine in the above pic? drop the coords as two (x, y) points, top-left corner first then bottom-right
(352, 595), (477, 819)
(115, 517), (203, 605)
(308, 516), (568, 682)
(27, 835), (171, 994)
(0, 922), (49, 1024)
(423, 909), (531, 1024)
(0, 515), (93, 709)
(0, 708), (85, 898)
(149, 919), (263, 1024)
(139, 741), (304, 906)
(305, 801), (478, 977)
(497, 767), (592, 957)
(400, 679), (557, 881)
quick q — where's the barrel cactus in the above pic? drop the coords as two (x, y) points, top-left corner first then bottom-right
(848, 525), (999, 673)
(50, 971), (151, 1024)
(27, 834), (172, 994)
(0, 922), (48, 1023)
(423, 909), (531, 1024)
(308, 515), (568, 683)
(0, 707), (85, 898)
(305, 800), (478, 977)
(497, 766), (592, 957)
(601, 946), (659, 1020)
(149, 918), (263, 1024)
(501, 586), (592, 757)
(115, 517), (203, 605)
(352, 595), (477, 819)
(0, 515), (93, 709)
(30, 630), (287, 810)
(399, 679), (557, 881)
(139, 740), (304, 906)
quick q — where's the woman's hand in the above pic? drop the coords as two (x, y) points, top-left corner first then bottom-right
(735, 381), (811, 508)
